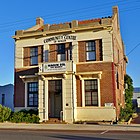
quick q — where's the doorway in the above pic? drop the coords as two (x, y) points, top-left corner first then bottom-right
(48, 80), (62, 118)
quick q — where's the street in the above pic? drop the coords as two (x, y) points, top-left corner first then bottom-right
(0, 130), (140, 140)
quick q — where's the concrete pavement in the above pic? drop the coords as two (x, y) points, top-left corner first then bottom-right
(0, 122), (140, 131)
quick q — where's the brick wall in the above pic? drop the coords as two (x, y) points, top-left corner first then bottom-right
(49, 44), (57, 62)
(76, 77), (82, 107)
(76, 62), (115, 107)
(14, 67), (38, 107)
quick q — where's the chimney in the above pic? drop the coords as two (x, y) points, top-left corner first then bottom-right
(113, 6), (118, 15)
(36, 17), (44, 25)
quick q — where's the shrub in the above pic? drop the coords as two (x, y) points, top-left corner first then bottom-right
(119, 74), (134, 122)
(9, 112), (26, 123)
(0, 105), (11, 122)
(9, 109), (40, 123)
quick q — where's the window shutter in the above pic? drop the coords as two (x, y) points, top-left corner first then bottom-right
(49, 44), (57, 62)
(24, 47), (30, 66)
(65, 43), (70, 61)
(38, 45), (43, 63)
(78, 41), (86, 62)
(96, 39), (103, 61)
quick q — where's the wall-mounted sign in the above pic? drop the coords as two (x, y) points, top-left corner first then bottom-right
(44, 35), (76, 43)
(43, 62), (66, 72)
(105, 103), (114, 107)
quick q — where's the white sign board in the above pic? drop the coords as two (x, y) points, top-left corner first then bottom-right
(105, 103), (114, 107)
(43, 62), (66, 72)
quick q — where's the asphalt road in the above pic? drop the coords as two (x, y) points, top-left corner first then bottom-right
(0, 130), (140, 140)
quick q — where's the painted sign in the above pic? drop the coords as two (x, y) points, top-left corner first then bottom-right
(44, 35), (76, 43)
(43, 62), (66, 72)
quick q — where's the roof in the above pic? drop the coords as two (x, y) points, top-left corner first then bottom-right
(134, 87), (140, 93)
(13, 6), (118, 39)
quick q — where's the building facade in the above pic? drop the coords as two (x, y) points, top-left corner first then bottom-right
(133, 87), (140, 108)
(13, 6), (127, 123)
(0, 84), (14, 111)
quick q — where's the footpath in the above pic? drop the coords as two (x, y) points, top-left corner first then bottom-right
(0, 123), (140, 131)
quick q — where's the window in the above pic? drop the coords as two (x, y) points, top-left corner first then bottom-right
(30, 47), (38, 65)
(44, 50), (49, 62)
(2, 94), (5, 106)
(28, 82), (38, 107)
(86, 41), (96, 61)
(85, 79), (98, 106)
(57, 44), (66, 61)
(24, 46), (43, 66)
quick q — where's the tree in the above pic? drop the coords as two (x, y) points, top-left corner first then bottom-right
(120, 74), (134, 121)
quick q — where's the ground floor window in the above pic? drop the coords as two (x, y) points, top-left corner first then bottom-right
(27, 82), (38, 107)
(84, 79), (98, 106)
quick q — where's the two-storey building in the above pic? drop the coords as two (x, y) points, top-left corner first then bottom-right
(13, 6), (127, 123)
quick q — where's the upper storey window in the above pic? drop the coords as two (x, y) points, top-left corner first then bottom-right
(86, 41), (96, 61)
(79, 39), (102, 62)
(57, 44), (66, 61)
(23, 46), (43, 66)
(49, 43), (72, 62)
(30, 47), (38, 65)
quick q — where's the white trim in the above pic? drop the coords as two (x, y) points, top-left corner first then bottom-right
(82, 80), (85, 107)
(98, 79), (101, 107)
(73, 75), (77, 120)
(25, 80), (38, 108)
(25, 83), (27, 108)
(76, 71), (102, 80)
(44, 80), (48, 120)
(62, 78), (65, 121)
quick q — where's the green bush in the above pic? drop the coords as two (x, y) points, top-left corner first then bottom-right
(9, 109), (40, 123)
(120, 107), (133, 122)
(0, 105), (11, 122)
(9, 112), (26, 123)
(119, 74), (134, 122)
(19, 109), (38, 115)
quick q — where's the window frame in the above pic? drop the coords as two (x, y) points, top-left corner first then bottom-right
(57, 43), (66, 61)
(27, 82), (38, 107)
(86, 41), (96, 61)
(82, 78), (100, 107)
(30, 47), (38, 65)
(84, 79), (98, 106)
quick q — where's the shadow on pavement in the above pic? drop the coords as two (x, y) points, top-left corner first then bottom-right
(49, 134), (115, 140)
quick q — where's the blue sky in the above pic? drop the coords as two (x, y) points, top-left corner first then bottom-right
(0, 0), (140, 87)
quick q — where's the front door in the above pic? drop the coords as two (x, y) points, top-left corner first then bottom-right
(48, 80), (62, 118)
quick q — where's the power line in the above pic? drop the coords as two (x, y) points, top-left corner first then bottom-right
(126, 42), (140, 56)
(0, 0), (127, 27)
(0, 1), (139, 33)
(0, 0), (137, 29)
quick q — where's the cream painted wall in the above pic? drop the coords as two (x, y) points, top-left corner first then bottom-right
(15, 29), (113, 68)
(63, 74), (73, 123)
(75, 107), (116, 122)
(38, 77), (44, 121)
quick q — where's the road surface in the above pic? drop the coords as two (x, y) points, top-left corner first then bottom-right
(0, 129), (140, 140)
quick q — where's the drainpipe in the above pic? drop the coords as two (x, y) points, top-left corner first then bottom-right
(112, 62), (116, 107)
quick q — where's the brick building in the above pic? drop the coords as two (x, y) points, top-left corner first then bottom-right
(13, 6), (127, 123)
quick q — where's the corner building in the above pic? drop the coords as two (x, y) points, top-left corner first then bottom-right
(13, 6), (127, 123)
